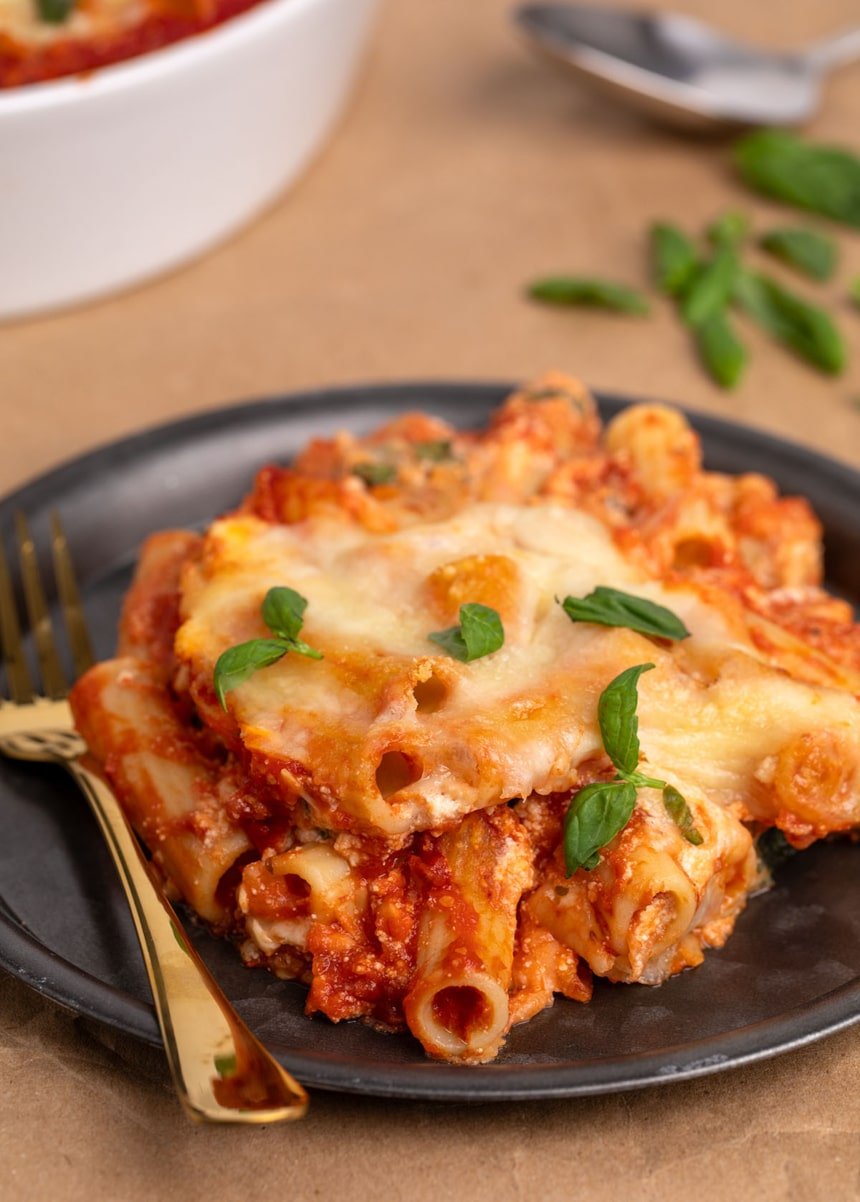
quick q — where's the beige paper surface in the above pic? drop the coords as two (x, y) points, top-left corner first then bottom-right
(2, 0), (860, 1197)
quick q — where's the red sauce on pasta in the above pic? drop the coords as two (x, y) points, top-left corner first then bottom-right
(0, 0), (266, 88)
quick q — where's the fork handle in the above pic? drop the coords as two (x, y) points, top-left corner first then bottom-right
(67, 758), (308, 1123)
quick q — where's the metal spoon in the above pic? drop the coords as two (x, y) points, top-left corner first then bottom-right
(513, 4), (860, 131)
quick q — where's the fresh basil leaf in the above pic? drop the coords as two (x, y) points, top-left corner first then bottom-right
(352, 462), (396, 486)
(707, 211), (749, 248)
(734, 270), (845, 374)
(428, 602), (504, 662)
(427, 626), (468, 659)
(851, 277), (860, 307)
(528, 277), (650, 315)
(37, 0), (75, 22)
(285, 637), (324, 661)
(560, 587), (690, 641)
(662, 784), (703, 846)
(760, 227), (837, 282)
(597, 663), (655, 778)
(214, 639), (289, 708)
(262, 585), (307, 642)
(736, 130), (860, 229)
(414, 440), (454, 462)
(627, 770), (668, 790)
(651, 223), (698, 296)
(563, 780), (637, 875)
(681, 246), (739, 327)
(459, 603), (504, 659)
(696, 309), (748, 389)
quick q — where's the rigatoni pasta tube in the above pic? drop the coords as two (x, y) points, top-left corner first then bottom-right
(70, 657), (252, 926)
(117, 531), (202, 676)
(403, 807), (533, 1064)
(604, 404), (701, 502)
(528, 787), (755, 985)
(238, 842), (365, 956)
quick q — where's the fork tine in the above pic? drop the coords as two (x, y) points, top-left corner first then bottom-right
(15, 512), (67, 700)
(0, 530), (34, 703)
(50, 511), (95, 678)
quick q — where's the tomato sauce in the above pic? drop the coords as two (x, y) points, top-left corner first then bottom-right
(0, 0), (266, 88)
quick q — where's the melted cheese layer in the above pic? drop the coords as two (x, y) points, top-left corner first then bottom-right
(176, 502), (860, 838)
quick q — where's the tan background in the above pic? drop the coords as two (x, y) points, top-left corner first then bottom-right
(2, 0), (860, 1198)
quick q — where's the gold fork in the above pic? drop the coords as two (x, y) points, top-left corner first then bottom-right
(0, 512), (308, 1124)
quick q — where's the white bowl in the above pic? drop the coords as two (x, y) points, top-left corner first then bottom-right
(0, 0), (379, 320)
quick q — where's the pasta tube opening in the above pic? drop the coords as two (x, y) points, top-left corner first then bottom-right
(405, 974), (509, 1062)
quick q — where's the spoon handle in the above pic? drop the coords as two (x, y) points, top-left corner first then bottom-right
(803, 26), (860, 74)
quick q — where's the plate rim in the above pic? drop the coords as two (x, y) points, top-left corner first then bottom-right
(6, 377), (860, 513)
(1, 377), (859, 1101)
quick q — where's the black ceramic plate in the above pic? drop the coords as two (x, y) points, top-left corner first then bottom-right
(1, 382), (859, 1102)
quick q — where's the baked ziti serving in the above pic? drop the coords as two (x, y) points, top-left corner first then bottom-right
(70, 373), (860, 1063)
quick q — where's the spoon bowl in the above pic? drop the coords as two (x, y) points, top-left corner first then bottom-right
(513, 4), (860, 132)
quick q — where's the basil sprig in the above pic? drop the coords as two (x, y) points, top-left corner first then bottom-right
(681, 245), (740, 328)
(560, 587), (690, 642)
(662, 785), (704, 847)
(429, 603), (504, 662)
(261, 586), (322, 658)
(214, 586), (322, 709)
(649, 220), (749, 390)
(37, 0), (76, 23)
(596, 663), (658, 780)
(696, 310), (747, 389)
(564, 780), (637, 873)
(414, 440), (454, 462)
(214, 639), (298, 707)
(528, 277), (650, 316)
(760, 227), (837, 282)
(352, 462), (396, 486)
(651, 223), (698, 296)
(735, 130), (860, 229)
(707, 211), (749, 249)
(733, 270), (845, 374)
(563, 663), (702, 874)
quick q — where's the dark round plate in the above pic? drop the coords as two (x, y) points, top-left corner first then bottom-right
(1, 381), (859, 1101)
